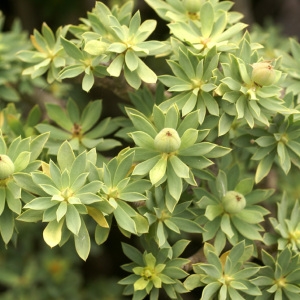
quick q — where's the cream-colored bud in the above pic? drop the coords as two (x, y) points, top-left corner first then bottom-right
(154, 128), (181, 153)
(251, 62), (276, 86)
(221, 191), (246, 214)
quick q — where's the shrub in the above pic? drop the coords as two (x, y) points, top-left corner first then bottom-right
(1, 1), (300, 299)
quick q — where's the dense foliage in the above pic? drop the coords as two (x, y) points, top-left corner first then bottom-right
(1, 0), (300, 299)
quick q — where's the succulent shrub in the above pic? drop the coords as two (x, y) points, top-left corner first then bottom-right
(0, 0), (300, 299)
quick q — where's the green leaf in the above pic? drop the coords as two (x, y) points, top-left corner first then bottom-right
(178, 142), (215, 156)
(169, 155), (190, 178)
(231, 217), (263, 240)
(221, 213), (234, 238)
(17, 209), (43, 222)
(87, 206), (109, 227)
(205, 205), (223, 221)
(149, 155), (167, 185)
(216, 170), (227, 198)
(35, 124), (71, 140)
(218, 113), (234, 136)
(74, 219), (91, 260)
(179, 49), (195, 79)
(113, 202), (137, 234)
(95, 224), (110, 245)
(171, 217), (203, 233)
(184, 274), (203, 290)
(163, 266), (187, 279)
(227, 286), (245, 300)
(125, 49), (139, 71)
(124, 66), (141, 89)
(122, 243), (144, 265)
(129, 131), (155, 149)
(201, 282), (221, 300)
(45, 103), (73, 130)
(43, 219), (64, 247)
(40, 184), (61, 196)
(179, 128), (198, 150)
(137, 58), (157, 84)
(172, 239), (190, 258)
(70, 152), (88, 183)
(255, 151), (275, 183)
(108, 42), (127, 53)
(82, 71), (95, 92)
(164, 219), (180, 233)
(84, 40), (107, 55)
(164, 105), (179, 129)
(14, 151), (31, 172)
(59, 65), (85, 79)
(236, 209), (265, 224)
(0, 209), (14, 244)
(107, 54), (125, 77)
(6, 190), (21, 214)
(57, 141), (75, 171)
(200, 2), (214, 37)
(41, 22), (55, 47)
(56, 201), (67, 222)
(235, 178), (254, 195)
(66, 204), (81, 235)
(81, 100), (102, 133)
(167, 162), (182, 201)
(30, 132), (49, 161)
(127, 110), (157, 138)
(32, 29), (48, 52)
(113, 151), (134, 186)
(61, 37), (84, 61)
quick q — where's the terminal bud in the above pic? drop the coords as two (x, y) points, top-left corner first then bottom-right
(154, 128), (181, 153)
(221, 191), (246, 214)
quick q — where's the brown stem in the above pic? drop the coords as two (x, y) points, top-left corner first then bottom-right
(182, 247), (206, 272)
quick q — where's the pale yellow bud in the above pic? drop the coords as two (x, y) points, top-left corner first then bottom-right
(154, 128), (181, 153)
(251, 62), (277, 86)
(221, 191), (246, 214)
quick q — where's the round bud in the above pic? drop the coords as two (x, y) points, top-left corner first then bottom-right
(0, 155), (15, 180)
(183, 0), (203, 13)
(251, 62), (277, 86)
(221, 191), (246, 214)
(154, 128), (181, 153)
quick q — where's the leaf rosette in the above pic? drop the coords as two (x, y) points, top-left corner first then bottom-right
(0, 131), (48, 244)
(215, 33), (291, 130)
(184, 241), (261, 299)
(17, 141), (108, 260)
(138, 186), (204, 248)
(119, 240), (189, 300)
(36, 98), (121, 157)
(97, 148), (151, 237)
(159, 46), (220, 124)
(252, 247), (300, 299)
(127, 104), (230, 212)
(195, 168), (272, 253)
(264, 193), (300, 252)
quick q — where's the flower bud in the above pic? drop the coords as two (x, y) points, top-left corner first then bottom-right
(251, 62), (276, 86)
(221, 191), (246, 214)
(154, 128), (181, 153)
(183, 0), (203, 13)
(0, 155), (15, 180)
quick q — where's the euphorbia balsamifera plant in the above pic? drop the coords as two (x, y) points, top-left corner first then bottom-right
(1, 0), (300, 299)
